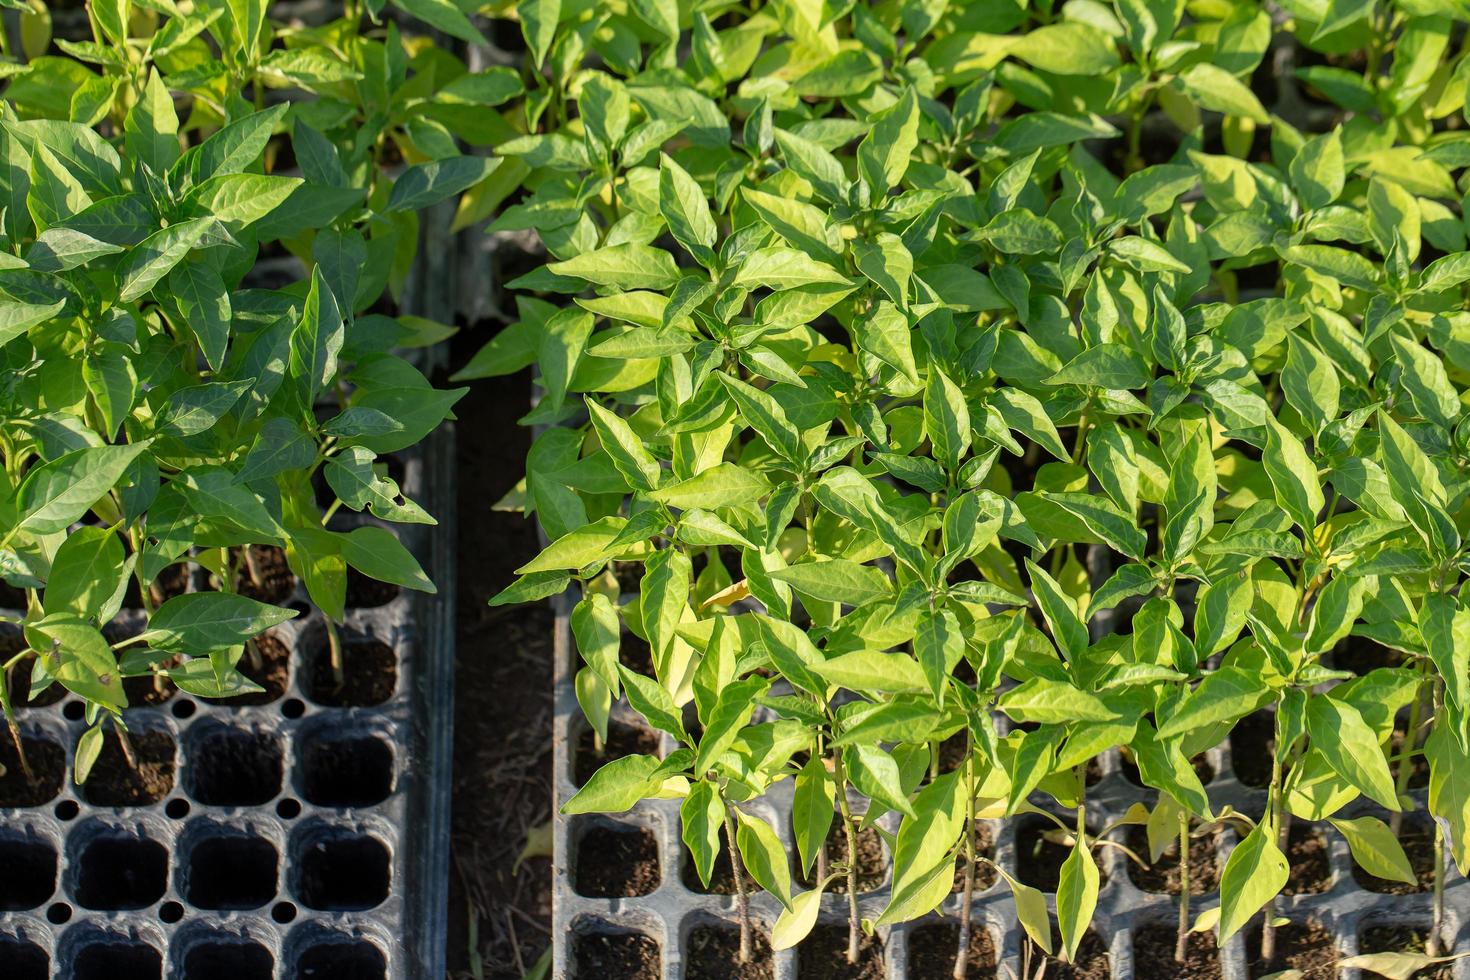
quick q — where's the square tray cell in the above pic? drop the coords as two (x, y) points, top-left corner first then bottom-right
(0, 833), (56, 910)
(0, 936), (48, 980)
(299, 728), (395, 808)
(73, 833), (168, 911)
(73, 936), (163, 980)
(294, 936), (388, 980)
(179, 936), (275, 980)
(294, 829), (392, 911)
(184, 835), (279, 910)
(185, 727), (284, 807)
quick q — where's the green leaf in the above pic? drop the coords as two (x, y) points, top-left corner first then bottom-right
(1263, 417), (1324, 534)
(1057, 839), (1099, 963)
(1306, 694), (1400, 811)
(1177, 64), (1270, 123)
(116, 217), (215, 301)
(1010, 22), (1119, 75)
(1156, 668), (1272, 740)
(658, 153), (716, 268)
(337, 526), (435, 594)
(1217, 821), (1289, 942)
(857, 87), (919, 194)
(769, 559), (891, 605)
(14, 443), (149, 536)
(548, 244), (681, 291)
(1331, 816), (1416, 885)
(561, 754), (660, 814)
(142, 592), (297, 653)
(735, 809), (793, 908)
(998, 677), (1119, 725)
(386, 156), (498, 213)
(680, 780), (724, 886)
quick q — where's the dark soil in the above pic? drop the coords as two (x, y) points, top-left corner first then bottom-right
(1014, 820), (1105, 892)
(1229, 711), (1275, 788)
(574, 721), (661, 786)
(1133, 924), (1221, 980)
(122, 668), (177, 707)
(1359, 926), (1452, 979)
(572, 932), (660, 979)
(0, 735), (64, 805)
(0, 582), (25, 609)
(1284, 826), (1331, 895)
(1330, 638), (1405, 674)
(1353, 820), (1436, 894)
(686, 924), (775, 980)
(800, 926), (885, 980)
(952, 824), (998, 892)
(307, 639), (397, 706)
(573, 824), (660, 897)
(1246, 919), (1337, 979)
(936, 732), (966, 774)
(202, 632), (290, 705)
(124, 562), (192, 609)
(231, 546), (297, 605)
(1126, 825), (1219, 895)
(797, 823), (886, 894)
(444, 357), (553, 980)
(907, 923), (997, 979)
(6, 657), (66, 708)
(620, 636), (655, 677)
(81, 730), (175, 806)
(1047, 931), (1110, 980)
(345, 568), (400, 608)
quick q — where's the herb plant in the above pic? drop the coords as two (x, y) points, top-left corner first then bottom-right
(0, 0), (497, 783)
(475, 0), (1470, 974)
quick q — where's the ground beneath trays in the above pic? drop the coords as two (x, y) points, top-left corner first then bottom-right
(441, 351), (553, 980)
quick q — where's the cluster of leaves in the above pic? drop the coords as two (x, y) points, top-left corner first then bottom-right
(478, 0), (1470, 974)
(0, 0), (516, 781)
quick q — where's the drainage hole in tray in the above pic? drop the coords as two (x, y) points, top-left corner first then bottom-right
(186, 728), (283, 806)
(0, 835), (56, 909)
(572, 822), (660, 897)
(181, 939), (275, 980)
(277, 798), (302, 819)
(54, 799), (79, 821)
(296, 833), (391, 910)
(185, 835), (278, 909)
(158, 900), (184, 923)
(0, 937), (47, 980)
(75, 834), (168, 910)
(46, 901), (69, 923)
(165, 798), (190, 819)
(271, 900), (296, 923)
(295, 939), (387, 980)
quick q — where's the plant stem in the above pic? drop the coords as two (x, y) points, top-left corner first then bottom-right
(325, 617), (345, 690)
(831, 748), (862, 964)
(954, 732), (977, 980)
(722, 802), (752, 964)
(0, 669), (31, 783)
(1390, 668), (1429, 836)
(1175, 811), (1191, 963)
(116, 726), (138, 770)
(1430, 818), (1445, 956)
(1261, 719), (1285, 965)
